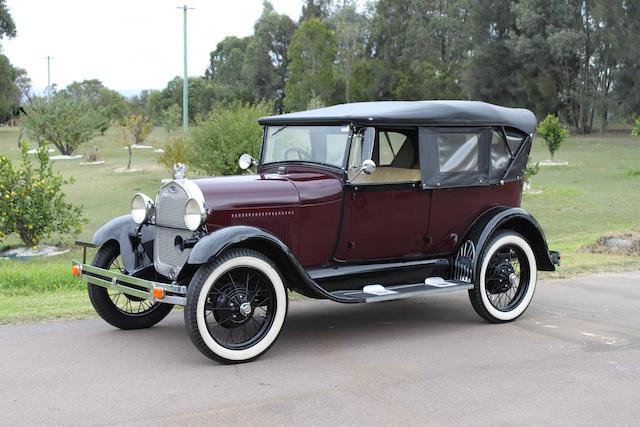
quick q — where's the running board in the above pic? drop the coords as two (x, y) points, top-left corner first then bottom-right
(330, 279), (473, 303)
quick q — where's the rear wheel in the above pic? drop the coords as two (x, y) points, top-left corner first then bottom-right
(184, 249), (288, 364)
(88, 242), (173, 330)
(469, 231), (537, 323)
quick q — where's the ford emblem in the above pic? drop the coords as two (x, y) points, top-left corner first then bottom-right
(170, 186), (177, 193)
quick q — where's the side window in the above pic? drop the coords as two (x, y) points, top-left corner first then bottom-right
(437, 132), (480, 173)
(349, 129), (421, 184)
(505, 128), (526, 154)
(379, 131), (408, 166)
(490, 130), (510, 172)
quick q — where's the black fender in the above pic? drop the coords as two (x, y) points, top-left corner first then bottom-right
(180, 225), (357, 303)
(459, 206), (556, 275)
(91, 215), (154, 273)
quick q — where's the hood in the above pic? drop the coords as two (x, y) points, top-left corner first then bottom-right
(192, 174), (300, 211)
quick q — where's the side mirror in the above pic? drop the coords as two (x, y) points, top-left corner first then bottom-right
(362, 159), (376, 175)
(348, 159), (376, 183)
(238, 153), (256, 170)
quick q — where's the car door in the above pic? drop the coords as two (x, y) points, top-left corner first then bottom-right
(335, 129), (431, 261)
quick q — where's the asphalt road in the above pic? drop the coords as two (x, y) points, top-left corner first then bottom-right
(1, 272), (639, 426)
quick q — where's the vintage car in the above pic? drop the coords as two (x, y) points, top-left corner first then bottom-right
(72, 100), (560, 363)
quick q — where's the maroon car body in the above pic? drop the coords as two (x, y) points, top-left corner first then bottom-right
(75, 101), (560, 363)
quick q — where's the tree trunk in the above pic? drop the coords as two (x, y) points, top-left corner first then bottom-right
(127, 147), (132, 170)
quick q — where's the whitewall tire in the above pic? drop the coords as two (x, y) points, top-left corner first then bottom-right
(469, 231), (537, 323)
(184, 248), (288, 363)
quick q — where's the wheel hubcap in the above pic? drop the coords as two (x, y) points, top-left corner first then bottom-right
(484, 244), (530, 312)
(203, 267), (277, 350)
(239, 302), (252, 316)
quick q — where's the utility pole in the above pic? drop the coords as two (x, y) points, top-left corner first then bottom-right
(44, 56), (53, 89)
(178, 5), (194, 135)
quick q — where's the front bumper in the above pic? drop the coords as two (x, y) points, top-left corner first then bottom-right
(71, 261), (187, 306)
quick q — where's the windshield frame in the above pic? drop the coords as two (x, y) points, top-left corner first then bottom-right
(259, 124), (353, 171)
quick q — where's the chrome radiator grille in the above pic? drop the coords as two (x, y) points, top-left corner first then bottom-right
(154, 182), (193, 279)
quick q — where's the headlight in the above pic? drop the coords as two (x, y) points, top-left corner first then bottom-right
(184, 198), (206, 231)
(131, 193), (154, 224)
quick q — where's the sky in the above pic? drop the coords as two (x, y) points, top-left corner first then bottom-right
(2, 0), (303, 95)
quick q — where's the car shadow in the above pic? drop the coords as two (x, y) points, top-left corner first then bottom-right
(108, 293), (485, 364)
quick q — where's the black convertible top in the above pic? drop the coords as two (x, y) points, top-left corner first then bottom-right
(259, 100), (537, 135)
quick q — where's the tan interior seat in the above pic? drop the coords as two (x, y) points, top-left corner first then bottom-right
(348, 166), (421, 184)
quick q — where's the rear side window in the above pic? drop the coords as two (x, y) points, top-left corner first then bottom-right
(490, 130), (510, 172)
(437, 132), (480, 173)
(505, 128), (526, 154)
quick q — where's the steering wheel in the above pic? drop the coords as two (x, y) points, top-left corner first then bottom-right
(284, 147), (310, 161)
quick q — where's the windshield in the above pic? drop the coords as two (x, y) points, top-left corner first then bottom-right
(262, 125), (351, 168)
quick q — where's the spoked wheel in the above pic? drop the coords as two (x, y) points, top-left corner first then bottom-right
(184, 249), (288, 364)
(88, 242), (174, 330)
(469, 231), (537, 323)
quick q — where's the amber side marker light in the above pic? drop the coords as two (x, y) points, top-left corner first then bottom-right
(71, 265), (82, 277)
(152, 287), (165, 300)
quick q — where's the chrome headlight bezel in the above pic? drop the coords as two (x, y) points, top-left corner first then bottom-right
(131, 193), (155, 224)
(184, 198), (207, 231)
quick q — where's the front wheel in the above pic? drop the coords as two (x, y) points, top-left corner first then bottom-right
(88, 242), (174, 330)
(184, 249), (288, 364)
(469, 231), (537, 323)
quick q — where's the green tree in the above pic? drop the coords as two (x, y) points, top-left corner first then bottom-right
(537, 114), (569, 161)
(116, 114), (153, 170)
(465, 0), (522, 106)
(187, 102), (272, 175)
(333, 1), (369, 102)
(0, 0), (16, 40)
(243, 2), (296, 106)
(0, 54), (18, 123)
(205, 36), (253, 104)
(349, 58), (385, 101)
(0, 142), (84, 247)
(22, 91), (104, 155)
(300, 0), (333, 22)
(612, 1), (640, 121)
(64, 79), (128, 132)
(157, 76), (211, 122)
(284, 19), (337, 111)
(160, 104), (182, 135)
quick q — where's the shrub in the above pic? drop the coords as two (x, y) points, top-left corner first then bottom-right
(537, 114), (568, 161)
(21, 90), (104, 155)
(632, 117), (640, 138)
(158, 134), (190, 171)
(187, 102), (272, 175)
(524, 160), (540, 181)
(0, 142), (85, 247)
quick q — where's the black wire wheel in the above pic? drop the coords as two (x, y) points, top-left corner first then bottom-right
(469, 231), (537, 323)
(184, 248), (288, 364)
(87, 242), (174, 330)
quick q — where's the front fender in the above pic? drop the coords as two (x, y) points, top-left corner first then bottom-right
(91, 215), (154, 272)
(460, 206), (556, 274)
(187, 225), (290, 265)
(181, 226), (357, 303)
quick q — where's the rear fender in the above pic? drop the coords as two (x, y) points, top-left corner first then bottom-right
(457, 207), (556, 278)
(91, 215), (154, 273)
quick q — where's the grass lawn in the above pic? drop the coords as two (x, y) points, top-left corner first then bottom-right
(0, 125), (639, 324)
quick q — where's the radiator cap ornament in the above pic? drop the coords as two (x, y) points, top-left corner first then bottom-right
(173, 163), (186, 180)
